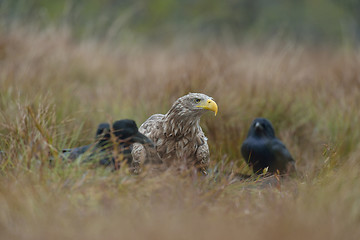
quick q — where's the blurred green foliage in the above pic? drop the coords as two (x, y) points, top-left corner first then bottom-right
(0, 0), (359, 43)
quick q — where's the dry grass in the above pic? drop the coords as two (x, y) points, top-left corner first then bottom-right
(1, 25), (360, 239)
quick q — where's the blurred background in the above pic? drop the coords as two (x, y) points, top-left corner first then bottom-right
(1, 0), (360, 45)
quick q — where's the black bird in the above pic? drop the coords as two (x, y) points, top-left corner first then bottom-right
(63, 122), (111, 160)
(62, 119), (154, 169)
(241, 118), (296, 175)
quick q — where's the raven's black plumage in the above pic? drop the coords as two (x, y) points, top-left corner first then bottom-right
(241, 118), (296, 175)
(63, 119), (154, 169)
(63, 123), (111, 160)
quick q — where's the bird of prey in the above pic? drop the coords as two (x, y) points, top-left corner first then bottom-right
(241, 118), (296, 175)
(63, 119), (154, 169)
(131, 93), (218, 174)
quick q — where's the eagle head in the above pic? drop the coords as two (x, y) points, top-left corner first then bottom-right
(174, 93), (218, 118)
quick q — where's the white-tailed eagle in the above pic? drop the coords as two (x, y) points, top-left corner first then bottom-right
(131, 93), (218, 174)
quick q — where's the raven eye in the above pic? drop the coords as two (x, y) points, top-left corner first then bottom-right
(194, 98), (201, 103)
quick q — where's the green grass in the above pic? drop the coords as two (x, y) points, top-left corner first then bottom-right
(1, 25), (360, 239)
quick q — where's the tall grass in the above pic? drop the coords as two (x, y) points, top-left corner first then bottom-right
(1, 25), (360, 239)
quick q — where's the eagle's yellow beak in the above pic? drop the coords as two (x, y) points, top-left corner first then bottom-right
(198, 99), (218, 116)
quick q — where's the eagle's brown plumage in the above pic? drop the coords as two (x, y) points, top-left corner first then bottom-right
(131, 93), (218, 174)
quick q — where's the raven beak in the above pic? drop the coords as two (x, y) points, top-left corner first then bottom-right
(131, 132), (155, 148)
(198, 99), (218, 116)
(255, 122), (263, 130)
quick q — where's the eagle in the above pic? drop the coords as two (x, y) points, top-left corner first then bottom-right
(62, 119), (154, 169)
(241, 118), (296, 175)
(131, 93), (218, 174)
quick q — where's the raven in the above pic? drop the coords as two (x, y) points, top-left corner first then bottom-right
(241, 118), (296, 175)
(63, 119), (154, 169)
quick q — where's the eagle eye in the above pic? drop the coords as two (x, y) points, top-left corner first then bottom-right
(194, 98), (201, 103)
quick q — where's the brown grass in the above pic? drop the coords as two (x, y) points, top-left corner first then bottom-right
(1, 25), (360, 239)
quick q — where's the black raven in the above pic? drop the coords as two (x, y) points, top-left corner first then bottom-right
(241, 118), (296, 175)
(62, 119), (154, 169)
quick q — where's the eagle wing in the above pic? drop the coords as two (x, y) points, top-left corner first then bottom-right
(139, 114), (164, 136)
(131, 114), (164, 167)
(194, 127), (210, 174)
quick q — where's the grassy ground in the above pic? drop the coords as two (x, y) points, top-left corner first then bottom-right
(1, 25), (360, 239)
